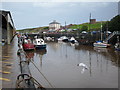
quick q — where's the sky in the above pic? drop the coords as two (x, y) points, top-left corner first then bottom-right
(1, 1), (119, 30)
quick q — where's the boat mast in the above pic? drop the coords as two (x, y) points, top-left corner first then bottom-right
(88, 13), (91, 32)
(65, 21), (68, 36)
(106, 21), (108, 39)
(101, 21), (103, 41)
(65, 21), (66, 31)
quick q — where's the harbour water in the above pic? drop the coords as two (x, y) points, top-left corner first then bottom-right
(27, 41), (119, 88)
(2, 37), (119, 88)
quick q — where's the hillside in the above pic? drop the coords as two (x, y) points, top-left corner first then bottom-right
(69, 21), (106, 31)
(17, 26), (49, 33)
(17, 21), (107, 33)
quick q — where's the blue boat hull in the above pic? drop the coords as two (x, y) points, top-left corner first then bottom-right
(35, 45), (46, 49)
(115, 48), (120, 51)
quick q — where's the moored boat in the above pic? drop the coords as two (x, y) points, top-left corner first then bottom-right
(93, 41), (110, 48)
(69, 37), (78, 44)
(93, 21), (111, 48)
(58, 36), (69, 42)
(33, 38), (46, 49)
(22, 39), (35, 50)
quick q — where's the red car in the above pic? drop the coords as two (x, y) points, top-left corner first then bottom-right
(22, 39), (35, 51)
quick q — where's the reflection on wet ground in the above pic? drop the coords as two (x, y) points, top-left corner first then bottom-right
(2, 37), (20, 88)
(2, 37), (119, 88)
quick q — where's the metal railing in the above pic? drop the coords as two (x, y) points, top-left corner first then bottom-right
(16, 39), (44, 88)
(104, 31), (120, 42)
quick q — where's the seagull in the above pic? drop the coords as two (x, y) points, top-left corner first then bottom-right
(77, 63), (89, 74)
(77, 63), (89, 70)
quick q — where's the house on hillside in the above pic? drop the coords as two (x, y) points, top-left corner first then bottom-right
(49, 20), (61, 31)
(90, 19), (96, 24)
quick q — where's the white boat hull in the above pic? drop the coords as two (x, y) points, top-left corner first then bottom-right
(33, 38), (47, 49)
(93, 43), (108, 48)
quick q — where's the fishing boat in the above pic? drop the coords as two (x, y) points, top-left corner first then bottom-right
(58, 36), (69, 42)
(33, 38), (46, 49)
(93, 41), (110, 48)
(44, 37), (54, 42)
(93, 21), (111, 48)
(69, 37), (78, 44)
(22, 39), (35, 50)
(94, 47), (108, 52)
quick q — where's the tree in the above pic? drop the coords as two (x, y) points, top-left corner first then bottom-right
(43, 27), (49, 30)
(102, 15), (120, 32)
(81, 25), (88, 31)
(102, 21), (110, 32)
(108, 15), (120, 32)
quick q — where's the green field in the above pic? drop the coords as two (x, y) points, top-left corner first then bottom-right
(69, 21), (106, 31)
(17, 26), (49, 33)
(17, 21), (107, 33)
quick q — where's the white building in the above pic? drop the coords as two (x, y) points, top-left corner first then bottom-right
(49, 20), (61, 31)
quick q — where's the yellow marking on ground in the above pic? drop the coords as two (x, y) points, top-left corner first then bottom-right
(3, 62), (13, 64)
(2, 58), (9, 60)
(2, 56), (11, 58)
(0, 70), (11, 74)
(2, 66), (12, 69)
(2, 56), (10, 58)
(0, 77), (10, 81)
(0, 61), (13, 64)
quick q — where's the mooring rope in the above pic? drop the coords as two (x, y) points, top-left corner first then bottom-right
(23, 50), (55, 88)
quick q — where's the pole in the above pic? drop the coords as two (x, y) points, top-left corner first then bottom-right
(65, 21), (66, 32)
(101, 21), (103, 41)
(106, 21), (108, 38)
(89, 13), (91, 32)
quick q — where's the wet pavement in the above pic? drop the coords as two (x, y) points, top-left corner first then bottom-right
(1, 36), (120, 88)
(0, 42), (2, 89)
(1, 36), (20, 88)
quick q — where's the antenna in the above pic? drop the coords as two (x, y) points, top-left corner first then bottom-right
(101, 21), (103, 41)
(90, 13), (91, 21)
(65, 21), (66, 30)
(89, 13), (91, 32)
